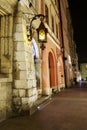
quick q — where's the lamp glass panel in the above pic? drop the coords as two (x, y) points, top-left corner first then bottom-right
(39, 29), (45, 40)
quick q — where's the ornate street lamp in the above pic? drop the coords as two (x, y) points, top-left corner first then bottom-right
(26, 13), (48, 50)
(37, 21), (48, 50)
(37, 21), (48, 43)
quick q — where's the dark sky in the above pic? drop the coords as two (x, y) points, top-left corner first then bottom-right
(68, 0), (87, 63)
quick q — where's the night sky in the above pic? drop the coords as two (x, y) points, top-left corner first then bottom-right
(68, 0), (87, 63)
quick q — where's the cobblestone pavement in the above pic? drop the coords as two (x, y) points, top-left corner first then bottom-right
(0, 82), (87, 130)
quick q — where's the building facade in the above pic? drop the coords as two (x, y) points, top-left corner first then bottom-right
(59, 0), (79, 87)
(80, 63), (87, 81)
(59, 0), (73, 87)
(0, 0), (17, 122)
(66, 7), (79, 84)
(0, 0), (65, 122)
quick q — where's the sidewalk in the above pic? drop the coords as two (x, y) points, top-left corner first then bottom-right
(0, 83), (87, 130)
(29, 95), (51, 115)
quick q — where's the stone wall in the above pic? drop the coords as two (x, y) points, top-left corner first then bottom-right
(0, 0), (16, 122)
(0, 0), (37, 121)
(0, 79), (12, 122)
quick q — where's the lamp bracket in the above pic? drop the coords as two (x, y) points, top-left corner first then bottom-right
(40, 43), (46, 50)
(23, 13), (46, 40)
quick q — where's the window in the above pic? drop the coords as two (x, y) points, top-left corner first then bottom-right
(0, 15), (11, 75)
(52, 16), (54, 33)
(59, 23), (61, 41)
(56, 24), (58, 38)
(45, 4), (49, 25)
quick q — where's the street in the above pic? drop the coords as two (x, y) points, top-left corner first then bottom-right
(0, 82), (87, 130)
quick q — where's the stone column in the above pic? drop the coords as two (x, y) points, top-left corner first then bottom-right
(13, 1), (37, 114)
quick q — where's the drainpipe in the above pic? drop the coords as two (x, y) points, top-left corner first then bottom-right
(58, 0), (67, 88)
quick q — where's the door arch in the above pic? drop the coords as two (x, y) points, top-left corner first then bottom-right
(48, 51), (57, 88)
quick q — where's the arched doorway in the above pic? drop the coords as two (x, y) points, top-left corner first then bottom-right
(48, 52), (57, 89)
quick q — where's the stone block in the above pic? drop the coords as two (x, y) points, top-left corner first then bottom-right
(15, 24), (23, 32)
(13, 32), (24, 42)
(13, 89), (19, 97)
(21, 98), (28, 105)
(27, 71), (36, 80)
(19, 62), (27, 70)
(14, 80), (28, 89)
(24, 44), (32, 53)
(26, 62), (31, 70)
(28, 96), (37, 107)
(15, 17), (22, 24)
(6, 83), (12, 100)
(19, 89), (25, 97)
(8, 74), (12, 82)
(0, 78), (8, 83)
(13, 97), (21, 105)
(0, 85), (6, 100)
(0, 101), (6, 111)
(14, 51), (26, 62)
(27, 80), (33, 89)
(29, 63), (35, 71)
(20, 71), (27, 79)
(14, 42), (25, 51)
(15, 61), (26, 71)
(32, 95), (37, 102)
(28, 89), (33, 97)
(32, 88), (37, 95)
(27, 71), (33, 80)
(28, 97), (33, 107)
(32, 80), (36, 88)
